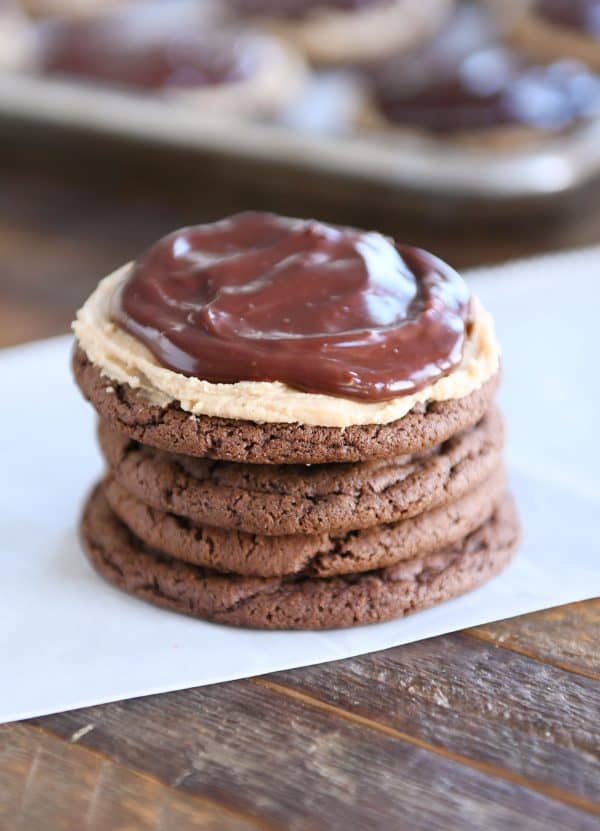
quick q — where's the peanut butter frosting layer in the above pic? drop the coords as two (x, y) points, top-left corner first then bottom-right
(73, 263), (499, 428)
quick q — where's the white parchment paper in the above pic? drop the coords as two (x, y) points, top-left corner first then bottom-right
(1, 247), (598, 724)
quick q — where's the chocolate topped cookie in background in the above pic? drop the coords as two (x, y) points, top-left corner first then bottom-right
(510, 0), (600, 71)
(72, 211), (519, 629)
(362, 3), (600, 147)
(30, 3), (308, 116)
(225, 0), (455, 66)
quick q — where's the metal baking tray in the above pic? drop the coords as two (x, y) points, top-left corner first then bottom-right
(2, 67), (600, 206)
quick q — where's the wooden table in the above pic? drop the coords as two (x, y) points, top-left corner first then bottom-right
(1, 134), (599, 831)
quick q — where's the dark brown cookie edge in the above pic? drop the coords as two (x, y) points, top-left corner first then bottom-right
(102, 466), (505, 577)
(73, 345), (499, 464)
(80, 484), (519, 630)
(98, 407), (505, 535)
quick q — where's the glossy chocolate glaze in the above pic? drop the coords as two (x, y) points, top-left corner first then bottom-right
(230, 0), (391, 21)
(38, 15), (257, 91)
(537, 0), (600, 38)
(372, 5), (600, 132)
(111, 213), (472, 402)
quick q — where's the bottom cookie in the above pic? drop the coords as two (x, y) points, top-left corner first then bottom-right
(80, 485), (520, 630)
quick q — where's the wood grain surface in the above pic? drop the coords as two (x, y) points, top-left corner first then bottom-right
(0, 130), (599, 831)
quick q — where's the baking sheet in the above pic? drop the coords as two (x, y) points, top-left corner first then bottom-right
(2, 68), (600, 202)
(0, 246), (599, 725)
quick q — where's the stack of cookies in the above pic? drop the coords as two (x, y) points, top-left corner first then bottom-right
(73, 212), (519, 629)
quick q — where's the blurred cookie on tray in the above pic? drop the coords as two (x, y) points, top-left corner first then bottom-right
(360, 2), (600, 148)
(28, 3), (308, 116)
(510, 0), (600, 71)
(224, 0), (456, 66)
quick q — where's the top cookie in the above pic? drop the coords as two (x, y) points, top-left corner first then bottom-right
(72, 212), (501, 464)
(73, 346), (498, 464)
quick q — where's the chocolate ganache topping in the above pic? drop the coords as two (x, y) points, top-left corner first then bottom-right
(39, 15), (258, 91)
(230, 0), (391, 21)
(537, 0), (600, 38)
(372, 5), (600, 132)
(110, 213), (471, 402)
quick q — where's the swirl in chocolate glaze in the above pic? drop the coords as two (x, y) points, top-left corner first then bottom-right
(372, 5), (600, 132)
(230, 0), (391, 21)
(110, 212), (471, 402)
(38, 14), (258, 91)
(537, 0), (600, 38)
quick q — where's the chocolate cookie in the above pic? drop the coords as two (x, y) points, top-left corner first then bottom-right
(81, 484), (519, 629)
(103, 466), (505, 577)
(73, 347), (499, 464)
(98, 408), (503, 536)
